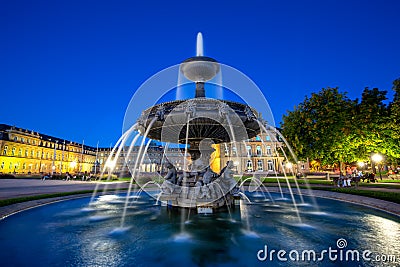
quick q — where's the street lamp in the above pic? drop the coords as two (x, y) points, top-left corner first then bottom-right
(70, 161), (77, 172)
(286, 162), (293, 170)
(371, 153), (383, 180)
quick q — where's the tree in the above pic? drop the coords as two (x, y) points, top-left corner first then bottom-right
(352, 87), (388, 161)
(386, 79), (400, 163)
(282, 80), (400, 170)
(281, 87), (357, 168)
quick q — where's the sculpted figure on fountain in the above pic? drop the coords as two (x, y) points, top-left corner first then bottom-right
(161, 163), (178, 194)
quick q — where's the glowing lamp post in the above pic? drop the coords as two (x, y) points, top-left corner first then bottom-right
(105, 160), (116, 179)
(285, 162), (294, 176)
(371, 153), (383, 180)
(70, 161), (77, 173)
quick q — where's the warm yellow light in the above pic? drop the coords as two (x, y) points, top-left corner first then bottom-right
(70, 161), (77, 168)
(105, 159), (116, 169)
(372, 154), (383, 163)
(286, 162), (293, 169)
(357, 162), (365, 167)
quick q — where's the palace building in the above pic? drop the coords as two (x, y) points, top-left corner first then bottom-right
(219, 131), (287, 174)
(0, 124), (97, 175)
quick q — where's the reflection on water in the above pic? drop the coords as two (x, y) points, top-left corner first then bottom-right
(0, 192), (398, 267)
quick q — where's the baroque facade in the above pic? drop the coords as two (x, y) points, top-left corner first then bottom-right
(220, 131), (286, 174)
(0, 124), (96, 174)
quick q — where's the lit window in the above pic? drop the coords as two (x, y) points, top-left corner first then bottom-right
(2, 146), (8, 155)
(267, 160), (274, 171)
(31, 150), (34, 157)
(224, 145), (229, 156)
(37, 151), (40, 158)
(25, 149), (28, 157)
(256, 145), (262, 156)
(246, 146), (252, 156)
(232, 146), (237, 156)
(257, 160), (263, 171)
(246, 160), (253, 171)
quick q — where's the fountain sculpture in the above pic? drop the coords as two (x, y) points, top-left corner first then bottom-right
(134, 33), (261, 212)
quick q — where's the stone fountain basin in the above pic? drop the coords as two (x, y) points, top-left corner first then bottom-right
(0, 192), (399, 266)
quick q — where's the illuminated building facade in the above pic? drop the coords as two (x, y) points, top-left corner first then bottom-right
(0, 124), (97, 174)
(220, 131), (287, 174)
(96, 143), (185, 176)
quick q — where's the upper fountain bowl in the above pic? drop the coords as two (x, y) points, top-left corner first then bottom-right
(180, 56), (220, 82)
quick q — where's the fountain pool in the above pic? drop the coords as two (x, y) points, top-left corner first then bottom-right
(0, 191), (398, 266)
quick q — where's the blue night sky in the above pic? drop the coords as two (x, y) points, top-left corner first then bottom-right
(1, 0), (399, 147)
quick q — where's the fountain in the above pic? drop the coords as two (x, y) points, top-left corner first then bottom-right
(127, 32), (262, 213)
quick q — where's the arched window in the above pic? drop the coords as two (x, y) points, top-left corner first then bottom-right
(232, 146), (237, 156)
(256, 145), (262, 156)
(257, 160), (263, 171)
(246, 160), (253, 172)
(246, 145), (252, 156)
(266, 146), (272, 155)
(224, 145), (229, 156)
(267, 160), (274, 171)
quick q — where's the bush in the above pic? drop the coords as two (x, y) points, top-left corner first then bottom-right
(0, 173), (16, 179)
(99, 174), (118, 180)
